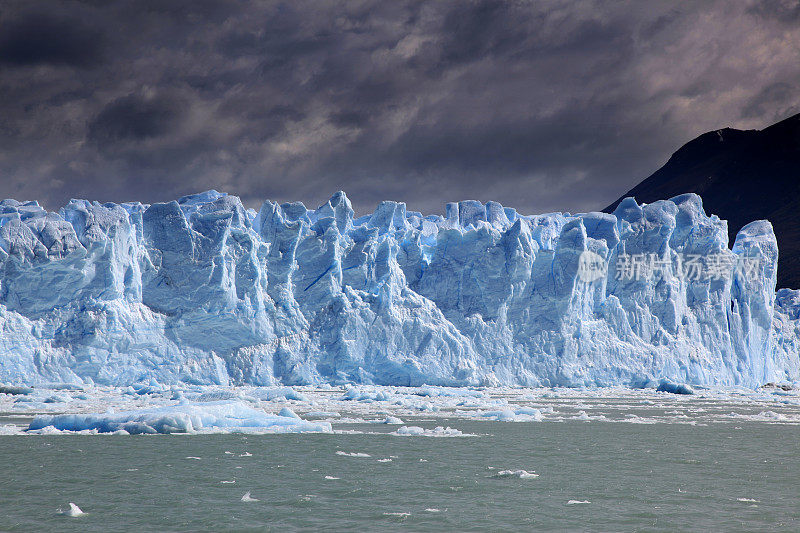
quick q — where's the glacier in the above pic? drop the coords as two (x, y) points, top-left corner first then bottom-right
(0, 190), (798, 388)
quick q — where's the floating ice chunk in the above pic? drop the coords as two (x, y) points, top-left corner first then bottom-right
(261, 387), (309, 402)
(377, 458), (393, 463)
(185, 456), (202, 460)
(514, 406), (544, 416)
(425, 508), (443, 513)
(491, 470), (539, 479)
(395, 425), (428, 435)
(342, 387), (391, 402)
(241, 492), (259, 502)
(133, 383), (165, 396)
(621, 416), (659, 424)
(656, 380), (695, 395)
(725, 410), (800, 423)
(279, 407), (300, 419)
(392, 426), (469, 437)
(43, 395), (69, 403)
(0, 424), (22, 435)
(737, 498), (759, 503)
(481, 408), (543, 422)
(58, 503), (85, 517)
(382, 512), (410, 519)
(567, 500), (591, 505)
(324, 475), (340, 480)
(27, 401), (331, 434)
(0, 385), (33, 395)
(336, 451), (371, 457)
(382, 416), (403, 424)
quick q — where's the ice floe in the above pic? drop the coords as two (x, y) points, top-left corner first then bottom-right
(336, 451), (371, 457)
(491, 470), (539, 479)
(392, 426), (470, 437)
(2, 383), (800, 437)
(26, 400), (331, 434)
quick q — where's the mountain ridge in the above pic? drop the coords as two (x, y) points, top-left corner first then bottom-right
(604, 112), (800, 289)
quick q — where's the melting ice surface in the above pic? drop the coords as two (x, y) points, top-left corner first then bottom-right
(0, 190), (798, 388)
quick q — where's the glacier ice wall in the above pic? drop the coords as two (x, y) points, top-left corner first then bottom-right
(0, 190), (798, 387)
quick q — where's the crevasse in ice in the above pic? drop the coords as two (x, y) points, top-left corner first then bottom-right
(0, 190), (797, 387)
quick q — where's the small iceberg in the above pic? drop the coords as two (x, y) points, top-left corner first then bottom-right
(656, 379), (695, 395)
(57, 503), (85, 517)
(0, 384), (33, 395)
(278, 407), (301, 419)
(491, 469), (539, 479)
(382, 512), (410, 520)
(241, 492), (259, 502)
(567, 500), (591, 505)
(392, 426), (469, 437)
(342, 387), (391, 402)
(336, 451), (371, 457)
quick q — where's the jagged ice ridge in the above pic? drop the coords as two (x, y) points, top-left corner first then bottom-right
(0, 190), (798, 387)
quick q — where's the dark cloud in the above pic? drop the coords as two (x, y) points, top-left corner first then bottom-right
(0, 0), (797, 215)
(741, 82), (799, 122)
(0, 12), (105, 67)
(746, 0), (800, 23)
(88, 93), (187, 147)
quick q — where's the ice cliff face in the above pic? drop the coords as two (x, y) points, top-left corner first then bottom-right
(1, 190), (798, 387)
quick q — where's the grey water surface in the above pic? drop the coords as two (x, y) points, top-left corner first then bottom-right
(1, 420), (798, 532)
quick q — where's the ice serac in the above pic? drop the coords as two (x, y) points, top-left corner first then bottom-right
(0, 191), (798, 387)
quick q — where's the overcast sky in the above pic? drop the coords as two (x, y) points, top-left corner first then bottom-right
(1, 0), (798, 215)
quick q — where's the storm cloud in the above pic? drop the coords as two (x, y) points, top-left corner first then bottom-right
(0, 0), (798, 215)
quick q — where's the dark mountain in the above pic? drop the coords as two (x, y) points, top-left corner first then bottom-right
(604, 113), (800, 289)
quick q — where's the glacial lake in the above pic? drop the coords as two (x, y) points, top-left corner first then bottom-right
(1, 386), (799, 531)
